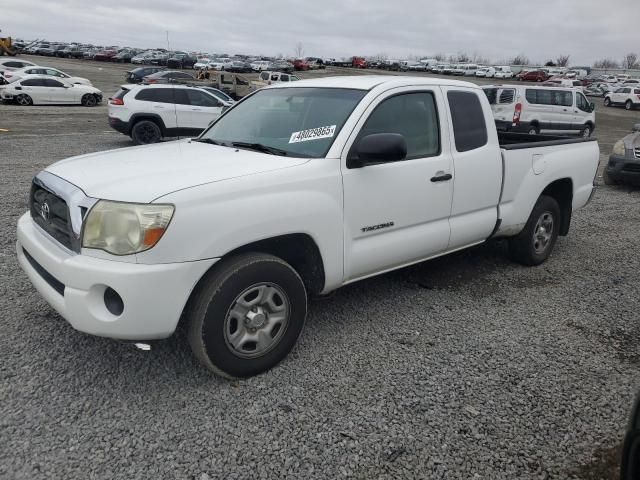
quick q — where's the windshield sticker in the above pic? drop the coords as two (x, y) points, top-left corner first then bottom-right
(289, 125), (337, 143)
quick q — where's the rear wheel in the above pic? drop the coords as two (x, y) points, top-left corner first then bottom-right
(527, 125), (539, 135)
(508, 195), (561, 266)
(130, 120), (161, 145)
(15, 94), (33, 106)
(81, 94), (97, 107)
(187, 253), (307, 378)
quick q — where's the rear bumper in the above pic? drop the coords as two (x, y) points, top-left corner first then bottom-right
(108, 116), (130, 135)
(17, 213), (218, 340)
(606, 154), (640, 183)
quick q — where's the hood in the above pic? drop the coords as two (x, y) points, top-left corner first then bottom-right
(45, 140), (309, 203)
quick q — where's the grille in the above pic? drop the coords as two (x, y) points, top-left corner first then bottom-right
(30, 182), (76, 251)
(634, 147), (640, 159)
(621, 163), (640, 173)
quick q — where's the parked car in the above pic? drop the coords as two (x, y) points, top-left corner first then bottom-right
(494, 66), (514, 78)
(3, 66), (92, 85)
(0, 75), (102, 106)
(125, 66), (165, 84)
(620, 392), (640, 480)
(209, 58), (234, 70)
(167, 52), (196, 69)
(0, 59), (38, 76)
(517, 70), (549, 82)
(94, 50), (118, 61)
(194, 58), (212, 70)
(603, 75), (618, 83)
(584, 83), (610, 97)
(142, 70), (195, 84)
(304, 57), (325, 69)
(543, 78), (584, 89)
(293, 58), (310, 71)
(57, 45), (83, 59)
(208, 71), (256, 99)
(482, 84), (595, 137)
(451, 64), (466, 76)
(462, 64), (479, 76)
(475, 67), (495, 78)
(604, 86), (640, 110)
(225, 61), (253, 73)
(255, 71), (300, 85)
(17, 76), (599, 378)
(269, 60), (294, 73)
(107, 83), (225, 144)
(442, 64), (456, 75)
(622, 79), (640, 85)
(250, 60), (271, 72)
(604, 123), (640, 185)
(114, 49), (138, 63)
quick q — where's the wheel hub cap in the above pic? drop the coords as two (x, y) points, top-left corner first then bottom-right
(533, 211), (554, 254)
(224, 283), (290, 358)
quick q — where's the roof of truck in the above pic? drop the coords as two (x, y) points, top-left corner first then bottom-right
(269, 75), (478, 91)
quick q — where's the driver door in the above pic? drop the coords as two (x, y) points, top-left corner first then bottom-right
(341, 88), (454, 281)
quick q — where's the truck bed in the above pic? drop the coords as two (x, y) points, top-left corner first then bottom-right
(495, 132), (599, 237)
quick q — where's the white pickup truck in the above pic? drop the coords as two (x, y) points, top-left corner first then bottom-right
(17, 76), (599, 378)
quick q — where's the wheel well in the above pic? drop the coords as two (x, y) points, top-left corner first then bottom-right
(130, 115), (165, 135)
(541, 178), (573, 236)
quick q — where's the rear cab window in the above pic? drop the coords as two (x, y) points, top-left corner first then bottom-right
(447, 91), (488, 152)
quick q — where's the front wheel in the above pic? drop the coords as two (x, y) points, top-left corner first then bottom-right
(130, 120), (161, 145)
(508, 195), (561, 266)
(81, 94), (98, 107)
(527, 126), (539, 135)
(187, 253), (307, 378)
(581, 125), (592, 138)
(604, 97), (611, 107)
(625, 100), (633, 111)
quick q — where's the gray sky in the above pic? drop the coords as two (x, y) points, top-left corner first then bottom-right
(5, 0), (638, 65)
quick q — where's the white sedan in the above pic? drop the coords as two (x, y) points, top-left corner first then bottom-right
(3, 66), (92, 85)
(1, 75), (102, 106)
(0, 58), (39, 75)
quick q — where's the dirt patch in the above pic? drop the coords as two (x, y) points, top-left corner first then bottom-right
(569, 443), (622, 480)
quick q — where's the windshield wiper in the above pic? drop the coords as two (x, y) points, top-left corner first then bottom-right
(192, 138), (225, 146)
(230, 141), (290, 157)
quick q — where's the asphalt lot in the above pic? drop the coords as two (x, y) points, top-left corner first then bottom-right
(1, 55), (640, 480)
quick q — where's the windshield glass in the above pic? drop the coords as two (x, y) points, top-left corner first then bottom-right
(200, 87), (366, 158)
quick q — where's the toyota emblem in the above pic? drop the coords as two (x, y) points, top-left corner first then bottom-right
(40, 202), (50, 221)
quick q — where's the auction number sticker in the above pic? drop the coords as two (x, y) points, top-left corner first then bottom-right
(289, 125), (337, 143)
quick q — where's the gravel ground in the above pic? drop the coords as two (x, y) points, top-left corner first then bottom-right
(1, 56), (640, 480)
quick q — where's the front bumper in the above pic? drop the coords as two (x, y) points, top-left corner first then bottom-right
(17, 213), (218, 340)
(606, 154), (640, 183)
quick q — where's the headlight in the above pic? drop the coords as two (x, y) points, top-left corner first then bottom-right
(612, 140), (625, 156)
(82, 201), (174, 255)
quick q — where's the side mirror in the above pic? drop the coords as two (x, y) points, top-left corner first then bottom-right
(347, 133), (407, 168)
(621, 393), (640, 480)
(633, 124), (640, 132)
(590, 102), (595, 112)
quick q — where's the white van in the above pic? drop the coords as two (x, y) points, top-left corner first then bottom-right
(255, 71), (300, 85)
(494, 66), (514, 78)
(482, 84), (596, 137)
(462, 64), (479, 76)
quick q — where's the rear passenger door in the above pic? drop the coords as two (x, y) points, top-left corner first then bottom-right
(441, 87), (502, 249)
(181, 89), (223, 129)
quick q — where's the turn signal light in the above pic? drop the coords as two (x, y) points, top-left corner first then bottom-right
(109, 98), (124, 105)
(512, 103), (522, 125)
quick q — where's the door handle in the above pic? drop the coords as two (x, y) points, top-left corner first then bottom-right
(430, 173), (452, 182)
(191, 108), (202, 111)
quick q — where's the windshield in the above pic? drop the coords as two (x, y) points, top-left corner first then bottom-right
(199, 87), (366, 158)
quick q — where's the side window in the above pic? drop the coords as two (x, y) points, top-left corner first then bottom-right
(185, 89), (219, 107)
(281, 74), (289, 82)
(576, 93), (591, 112)
(291, 76), (300, 81)
(447, 91), (488, 152)
(21, 79), (46, 87)
(236, 77), (248, 86)
(553, 90), (573, 107)
(44, 79), (65, 87)
(270, 73), (279, 81)
(135, 88), (175, 103)
(499, 89), (515, 104)
(355, 92), (440, 161)
(46, 69), (63, 77)
(622, 88), (631, 94)
(260, 72), (269, 81)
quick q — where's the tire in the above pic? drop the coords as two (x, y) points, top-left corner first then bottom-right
(581, 124), (592, 138)
(527, 125), (539, 135)
(508, 195), (561, 266)
(187, 253), (307, 378)
(81, 94), (97, 107)
(625, 100), (633, 111)
(603, 168), (618, 186)
(15, 94), (33, 106)
(604, 97), (611, 107)
(130, 120), (161, 145)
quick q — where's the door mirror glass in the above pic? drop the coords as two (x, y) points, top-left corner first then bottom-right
(349, 133), (407, 168)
